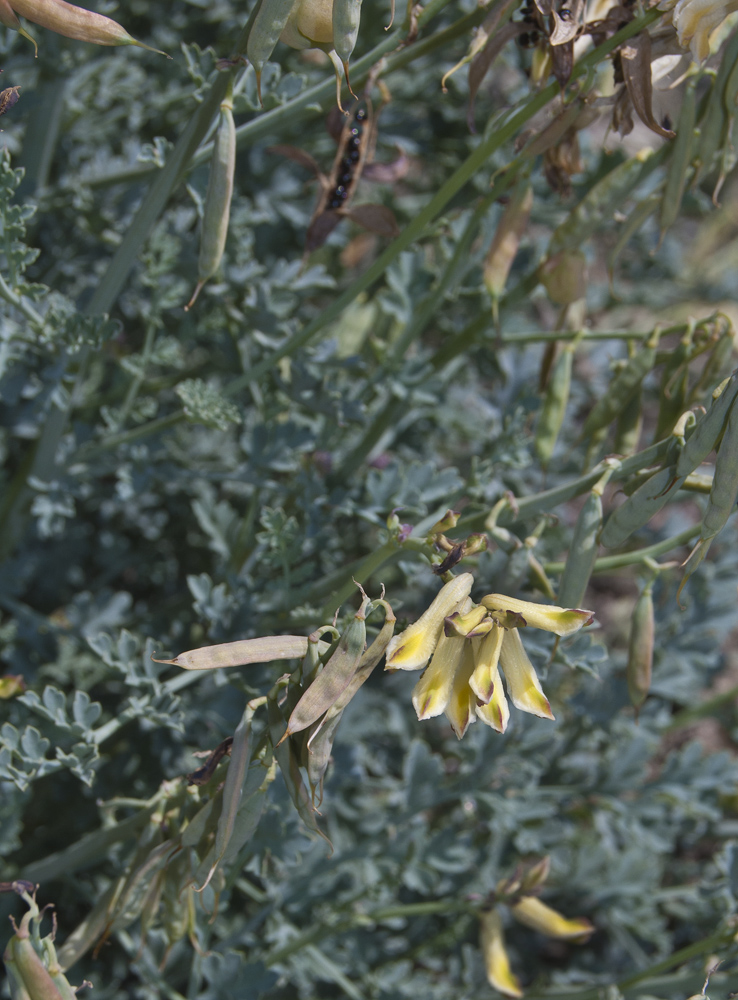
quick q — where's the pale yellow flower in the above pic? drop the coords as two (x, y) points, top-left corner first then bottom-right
(385, 573), (473, 671)
(511, 897), (594, 942)
(479, 910), (523, 998)
(481, 595), (593, 635)
(661, 0), (738, 61)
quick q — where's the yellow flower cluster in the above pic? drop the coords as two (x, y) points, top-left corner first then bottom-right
(385, 573), (593, 738)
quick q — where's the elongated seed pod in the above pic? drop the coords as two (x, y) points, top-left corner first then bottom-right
(4, 946), (32, 1000)
(280, 595), (369, 741)
(306, 710), (342, 807)
(8, 0), (165, 51)
(659, 76), (697, 239)
(332, 0), (362, 92)
(0, 0), (37, 53)
(196, 701), (253, 890)
(535, 338), (574, 468)
(185, 99), (236, 311)
(600, 465), (685, 549)
(558, 491), (603, 610)
(690, 327), (735, 402)
(246, 0), (300, 102)
(627, 579), (654, 711)
(152, 634), (311, 670)
(110, 839), (177, 931)
(483, 181), (533, 305)
(675, 372), (738, 478)
(267, 691), (332, 846)
(614, 383), (643, 456)
(42, 939), (79, 1000)
(701, 396), (738, 540)
(580, 327), (661, 441)
(693, 30), (738, 187)
(6, 914), (65, 1000)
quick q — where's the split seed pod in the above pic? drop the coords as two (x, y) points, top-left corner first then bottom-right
(186, 96), (236, 311)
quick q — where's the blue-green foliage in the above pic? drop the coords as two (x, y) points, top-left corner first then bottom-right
(1, 2), (738, 998)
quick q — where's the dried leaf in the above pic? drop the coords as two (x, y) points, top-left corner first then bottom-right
(306, 210), (342, 251)
(343, 203), (400, 237)
(0, 86), (20, 118)
(362, 151), (410, 183)
(551, 40), (574, 88)
(468, 22), (529, 132)
(621, 34), (676, 139)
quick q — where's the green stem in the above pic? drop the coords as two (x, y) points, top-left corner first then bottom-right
(318, 537), (415, 620)
(460, 440), (670, 533)
(114, 319), (158, 431)
(264, 899), (474, 967)
(0, 271), (44, 329)
(545, 524), (699, 574)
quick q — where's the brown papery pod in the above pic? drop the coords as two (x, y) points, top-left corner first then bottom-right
(551, 40), (574, 89)
(343, 203), (399, 237)
(0, 86), (21, 119)
(483, 181), (533, 302)
(468, 21), (528, 132)
(621, 34), (675, 139)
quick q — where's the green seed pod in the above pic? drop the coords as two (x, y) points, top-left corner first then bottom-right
(675, 371), (738, 479)
(614, 383), (643, 456)
(580, 326), (661, 442)
(627, 578), (654, 712)
(483, 181), (533, 308)
(659, 76), (697, 239)
(538, 250), (587, 306)
(41, 939), (79, 1000)
(267, 690), (332, 847)
(8, 0), (165, 52)
(0, 0), (37, 53)
(692, 31), (738, 188)
(690, 327), (735, 402)
(600, 465), (684, 549)
(534, 337), (576, 468)
(246, 0), (300, 102)
(306, 710), (342, 807)
(5, 913), (65, 1000)
(558, 487), (605, 609)
(185, 98), (236, 311)
(4, 944), (32, 1000)
(332, 0), (362, 93)
(162, 851), (195, 948)
(109, 839), (177, 932)
(280, 593), (370, 742)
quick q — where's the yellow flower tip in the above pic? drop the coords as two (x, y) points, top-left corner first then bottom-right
(410, 631), (466, 719)
(476, 696), (509, 733)
(511, 897), (594, 942)
(385, 573), (474, 671)
(480, 911), (524, 998)
(481, 595), (594, 636)
(499, 629), (554, 720)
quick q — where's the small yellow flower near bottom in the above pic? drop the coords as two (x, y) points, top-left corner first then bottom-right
(479, 910), (524, 998)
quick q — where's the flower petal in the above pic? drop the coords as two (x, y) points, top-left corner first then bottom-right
(444, 643), (477, 739)
(385, 573), (474, 671)
(411, 632), (466, 720)
(481, 594), (593, 635)
(470, 625), (504, 703)
(499, 629), (554, 720)
(511, 896), (593, 942)
(479, 910), (524, 998)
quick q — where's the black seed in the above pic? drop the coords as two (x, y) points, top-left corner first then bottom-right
(328, 196), (342, 208)
(341, 156), (353, 170)
(347, 148), (360, 163)
(355, 108), (367, 121)
(339, 171), (353, 185)
(334, 185), (349, 200)
(348, 136), (361, 151)
(350, 126), (362, 138)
